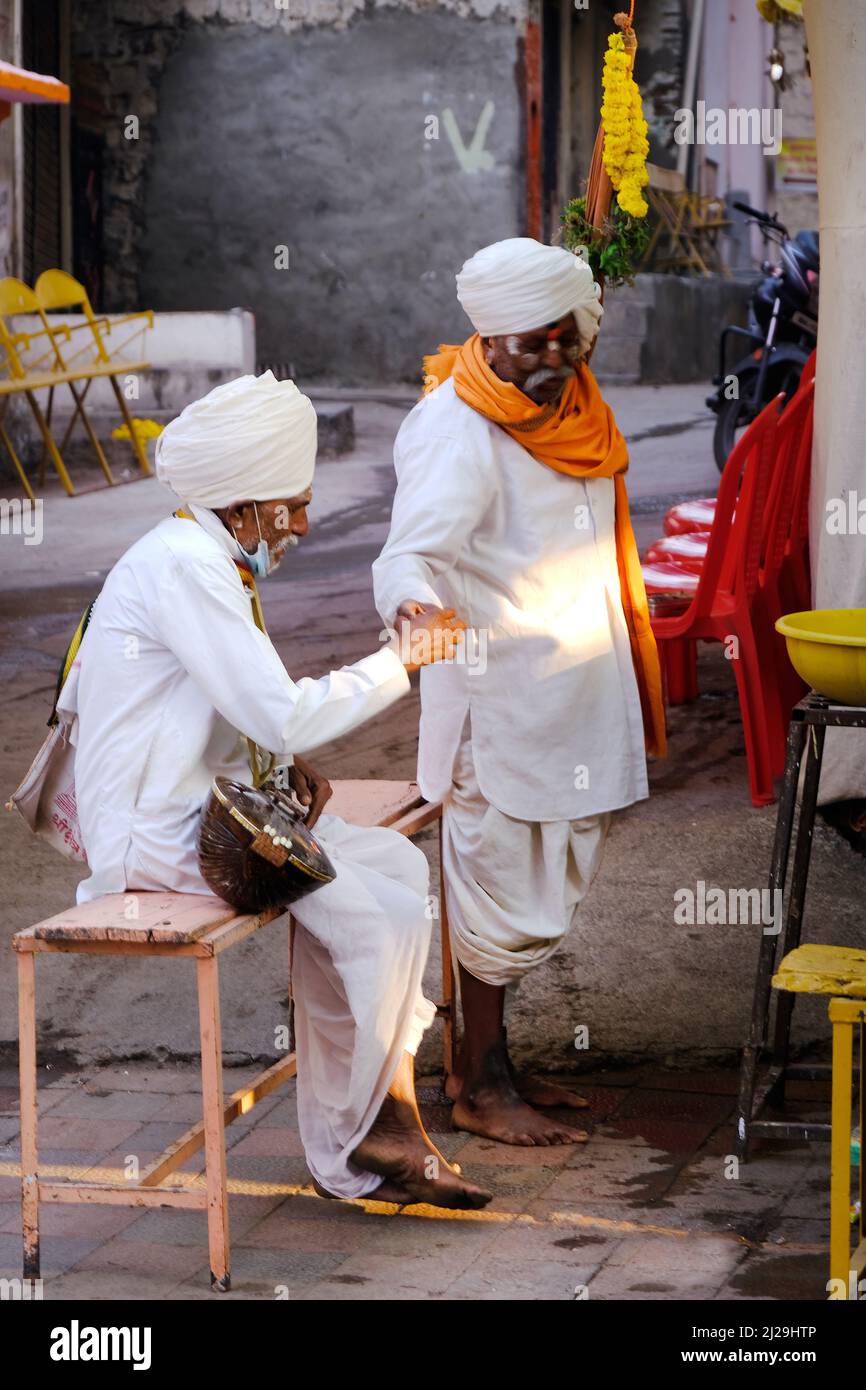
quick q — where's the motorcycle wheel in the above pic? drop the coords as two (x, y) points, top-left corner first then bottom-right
(713, 360), (804, 472)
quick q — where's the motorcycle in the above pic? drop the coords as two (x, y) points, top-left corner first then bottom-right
(706, 201), (819, 471)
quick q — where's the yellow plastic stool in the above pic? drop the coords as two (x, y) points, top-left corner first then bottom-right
(772, 944), (866, 1299)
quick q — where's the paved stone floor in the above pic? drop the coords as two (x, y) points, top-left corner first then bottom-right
(0, 1059), (837, 1301)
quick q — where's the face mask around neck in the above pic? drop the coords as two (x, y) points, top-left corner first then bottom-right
(233, 501), (271, 580)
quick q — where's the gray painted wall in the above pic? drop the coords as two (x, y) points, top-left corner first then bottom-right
(139, 12), (523, 382)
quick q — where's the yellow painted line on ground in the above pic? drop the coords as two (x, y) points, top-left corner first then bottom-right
(0, 1162), (819, 1251)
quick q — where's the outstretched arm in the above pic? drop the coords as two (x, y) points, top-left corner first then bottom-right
(157, 552), (463, 760)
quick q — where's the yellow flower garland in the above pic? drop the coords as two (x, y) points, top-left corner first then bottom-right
(600, 32), (650, 219)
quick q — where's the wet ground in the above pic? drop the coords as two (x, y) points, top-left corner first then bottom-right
(0, 1057), (835, 1300)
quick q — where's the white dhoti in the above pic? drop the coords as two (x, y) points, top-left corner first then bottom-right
(118, 809), (436, 1201)
(442, 723), (610, 989)
(290, 814), (436, 1198)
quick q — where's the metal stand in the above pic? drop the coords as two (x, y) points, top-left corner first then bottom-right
(736, 693), (866, 1159)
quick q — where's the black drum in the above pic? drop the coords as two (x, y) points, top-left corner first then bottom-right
(197, 776), (336, 912)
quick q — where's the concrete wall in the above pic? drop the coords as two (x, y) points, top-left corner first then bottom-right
(72, 0), (526, 384)
(591, 272), (751, 386)
(141, 12), (522, 381)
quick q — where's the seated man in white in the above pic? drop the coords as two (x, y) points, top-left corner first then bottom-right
(57, 371), (490, 1210)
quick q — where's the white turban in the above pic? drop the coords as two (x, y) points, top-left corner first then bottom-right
(155, 371), (317, 509)
(456, 237), (603, 357)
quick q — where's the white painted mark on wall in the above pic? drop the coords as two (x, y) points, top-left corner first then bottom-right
(441, 103), (496, 175)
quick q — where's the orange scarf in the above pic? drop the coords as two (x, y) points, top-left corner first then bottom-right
(424, 333), (666, 757)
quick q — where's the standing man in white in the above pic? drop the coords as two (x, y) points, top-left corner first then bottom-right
(373, 239), (665, 1147)
(57, 371), (490, 1209)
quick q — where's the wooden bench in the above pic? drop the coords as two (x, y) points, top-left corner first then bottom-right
(13, 780), (455, 1292)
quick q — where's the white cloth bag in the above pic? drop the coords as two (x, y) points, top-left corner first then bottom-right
(7, 719), (86, 863)
(7, 648), (87, 865)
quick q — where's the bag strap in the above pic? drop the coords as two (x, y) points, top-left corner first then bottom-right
(48, 600), (96, 727)
(174, 507), (276, 788)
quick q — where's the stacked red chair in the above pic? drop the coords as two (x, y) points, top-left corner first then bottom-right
(642, 360), (816, 807)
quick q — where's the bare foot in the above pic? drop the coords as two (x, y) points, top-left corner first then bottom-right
(350, 1096), (492, 1210)
(452, 1088), (589, 1146)
(312, 1177), (413, 1204)
(446, 1070), (589, 1110)
(450, 1047), (588, 1147)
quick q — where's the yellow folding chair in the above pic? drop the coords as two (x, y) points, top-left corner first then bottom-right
(0, 278), (78, 498)
(34, 269), (154, 483)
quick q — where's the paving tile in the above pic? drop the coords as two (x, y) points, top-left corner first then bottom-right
(76, 1066), (206, 1095)
(0, 1201), (143, 1241)
(586, 1265), (725, 1300)
(118, 1194), (282, 1246)
(0, 1088), (21, 1117)
(563, 1065), (649, 1089)
(37, 1116), (143, 1150)
(604, 1230), (748, 1278)
(313, 1244), (480, 1296)
(524, 1195), (692, 1239)
(344, 1208), (504, 1259)
(228, 1125), (307, 1158)
(599, 1116), (719, 1154)
(44, 1268), (187, 1300)
(72, 1236), (209, 1280)
(637, 1068), (741, 1097)
(45, 1088), (170, 1121)
(443, 1253), (599, 1301)
(293, 1277), (429, 1301)
(174, 1246), (346, 1296)
(0, 1230), (103, 1276)
(540, 1150), (678, 1205)
(617, 1087), (733, 1123)
(452, 1136), (578, 1168)
(725, 1247), (829, 1301)
(240, 1210), (372, 1253)
(472, 1164), (569, 1200)
(153, 1089), (286, 1125)
(480, 1214), (620, 1266)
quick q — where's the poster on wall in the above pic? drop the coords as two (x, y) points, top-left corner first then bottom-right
(777, 136), (818, 191)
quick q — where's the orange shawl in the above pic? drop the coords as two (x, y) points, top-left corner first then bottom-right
(424, 333), (666, 757)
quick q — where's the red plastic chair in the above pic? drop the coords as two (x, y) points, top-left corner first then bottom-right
(663, 498), (716, 535)
(650, 395), (784, 806)
(757, 371), (816, 764)
(645, 533), (708, 573)
(777, 350), (817, 617)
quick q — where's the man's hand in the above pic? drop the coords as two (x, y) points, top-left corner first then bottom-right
(394, 599), (466, 672)
(288, 756), (332, 829)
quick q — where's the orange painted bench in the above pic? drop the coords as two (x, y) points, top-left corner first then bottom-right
(13, 780), (454, 1292)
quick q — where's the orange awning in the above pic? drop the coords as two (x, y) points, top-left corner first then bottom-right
(0, 60), (70, 113)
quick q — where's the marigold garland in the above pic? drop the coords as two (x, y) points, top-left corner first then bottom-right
(600, 32), (649, 219)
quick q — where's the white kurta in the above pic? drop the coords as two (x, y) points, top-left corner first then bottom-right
(57, 506), (435, 1198)
(372, 377), (648, 822)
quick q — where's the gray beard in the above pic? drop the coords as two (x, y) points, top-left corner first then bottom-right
(522, 367), (570, 399)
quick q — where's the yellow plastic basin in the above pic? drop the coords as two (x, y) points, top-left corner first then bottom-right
(776, 609), (866, 705)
